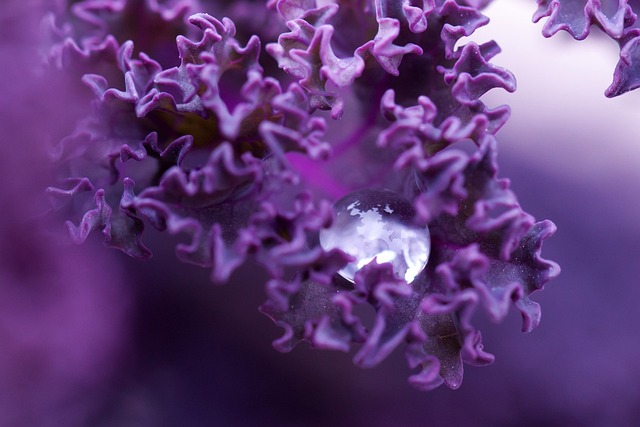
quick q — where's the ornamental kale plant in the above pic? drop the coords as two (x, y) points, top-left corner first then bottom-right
(37, 0), (640, 392)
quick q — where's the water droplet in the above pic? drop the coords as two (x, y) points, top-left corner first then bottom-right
(320, 189), (430, 284)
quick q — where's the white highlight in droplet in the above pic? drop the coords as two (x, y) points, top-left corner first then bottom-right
(319, 189), (431, 284)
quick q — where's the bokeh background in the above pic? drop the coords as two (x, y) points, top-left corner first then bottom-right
(2, 0), (640, 426)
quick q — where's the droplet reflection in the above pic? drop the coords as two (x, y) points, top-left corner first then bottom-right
(319, 189), (430, 283)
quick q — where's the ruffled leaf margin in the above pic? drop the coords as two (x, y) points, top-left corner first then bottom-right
(43, 0), (559, 391)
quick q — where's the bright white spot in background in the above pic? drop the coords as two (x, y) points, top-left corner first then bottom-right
(464, 0), (640, 189)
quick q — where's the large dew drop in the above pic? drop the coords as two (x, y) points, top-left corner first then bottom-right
(319, 189), (431, 284)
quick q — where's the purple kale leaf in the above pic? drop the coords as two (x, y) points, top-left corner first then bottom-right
(43, 0), (559, 391)
(261, 138), (559, 390)
(532, 0), (640, 97)
(47, 7), (331, 268)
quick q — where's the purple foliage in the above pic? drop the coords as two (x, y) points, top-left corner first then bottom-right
(2, 5), (601, 425)
(11, 0), (640, 423)
(33, 0), (562, 393)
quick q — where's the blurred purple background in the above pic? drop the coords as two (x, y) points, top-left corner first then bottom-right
(2, 1), (640, 426)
